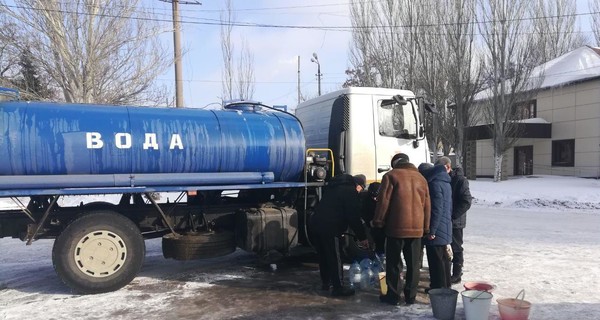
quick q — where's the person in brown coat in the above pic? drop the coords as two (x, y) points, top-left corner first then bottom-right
(372, 153), (431, 305)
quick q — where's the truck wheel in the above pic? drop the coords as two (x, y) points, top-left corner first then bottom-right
(52, 211), (145, 294)
(162, 231), (236, 260)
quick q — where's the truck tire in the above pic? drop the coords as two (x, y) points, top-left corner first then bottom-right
(52, 211), (145, 294)
(162, 231), (236, 260)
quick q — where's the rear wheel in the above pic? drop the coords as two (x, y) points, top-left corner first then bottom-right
(52, 211), (145, 294)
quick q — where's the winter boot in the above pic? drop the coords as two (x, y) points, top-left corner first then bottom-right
(450, 264), (463, 284)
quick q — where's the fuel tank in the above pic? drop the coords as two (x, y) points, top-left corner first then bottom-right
(0, 102), (305, 186)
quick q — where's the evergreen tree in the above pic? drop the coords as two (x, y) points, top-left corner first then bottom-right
(12, 48), (52, 100)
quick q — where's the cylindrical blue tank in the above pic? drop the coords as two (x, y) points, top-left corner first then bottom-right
(0, 102), (305, 186)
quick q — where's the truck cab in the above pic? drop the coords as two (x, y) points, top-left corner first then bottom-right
(295, 87), (430, 183)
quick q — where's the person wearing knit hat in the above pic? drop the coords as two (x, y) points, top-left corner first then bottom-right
(310, 173), (369, 297)
(353, 174), (367, 192)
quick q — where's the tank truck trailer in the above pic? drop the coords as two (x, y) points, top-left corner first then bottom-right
(0, 86), (432, 294)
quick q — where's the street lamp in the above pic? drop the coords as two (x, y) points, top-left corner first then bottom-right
(310, 52), (322, 96)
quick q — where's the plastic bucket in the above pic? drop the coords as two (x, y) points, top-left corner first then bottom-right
(378, 272), (387, 295)
(464, 281), (496, 292)
(461, 290), (493, 320)
(429, 288), (459, 320)
(497, 290), (531, 320)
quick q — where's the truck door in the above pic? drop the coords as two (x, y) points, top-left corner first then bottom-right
(372, 95), (394, 181)
(372, 95), (420, 181)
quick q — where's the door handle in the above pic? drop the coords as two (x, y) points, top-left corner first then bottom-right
(378, 167), (391, 173)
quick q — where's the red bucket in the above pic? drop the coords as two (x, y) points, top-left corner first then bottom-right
(497, 290), (531, 320)
(463, 281), (496, 292)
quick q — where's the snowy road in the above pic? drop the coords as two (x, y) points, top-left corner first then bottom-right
(1, 205), (599, 320)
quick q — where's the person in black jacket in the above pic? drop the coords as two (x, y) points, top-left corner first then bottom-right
(449, 166), (472, 284)
(310, 173), (368, 297)
(360, 182), (385, 255)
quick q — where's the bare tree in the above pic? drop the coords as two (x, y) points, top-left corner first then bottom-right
(591, 0), (600, 46)
(439, 0), (483, 169)
(220, 0), (255, 102)
(220, 0), (234, 102)
(532, 0), (589, 63)
(0, 0), (171, 105)
(412, 0), (450, 159)
(347, 0), (422, 89)
(348, 0), (377, 87)
(348, 0), (482, 166)
(477, 0), (542, 181)
(236, 39), (255, 101)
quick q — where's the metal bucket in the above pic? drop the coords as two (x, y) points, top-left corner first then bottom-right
(429, 288), (459, 320)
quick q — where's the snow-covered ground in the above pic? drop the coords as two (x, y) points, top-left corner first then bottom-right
(0, 175), (599, 319)
(470, 175), (600, 211)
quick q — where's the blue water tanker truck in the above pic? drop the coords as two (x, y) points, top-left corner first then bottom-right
(0, 86), (432, 294)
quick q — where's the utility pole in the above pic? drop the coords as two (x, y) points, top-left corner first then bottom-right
(172, 0), (183, 108)
(160, 0), (201, 108)
(297, 56), (300, 105)
(310, 53), (322, 96)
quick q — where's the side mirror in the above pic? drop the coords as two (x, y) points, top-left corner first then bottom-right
(393, 95), (408, 106)
(424, 103), (437, 114)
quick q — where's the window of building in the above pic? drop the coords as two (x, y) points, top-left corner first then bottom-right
(552, 139), (575, 167)
(512, 100), (537, 120)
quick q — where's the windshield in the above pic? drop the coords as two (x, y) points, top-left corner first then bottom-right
(378, 99), (417, 139)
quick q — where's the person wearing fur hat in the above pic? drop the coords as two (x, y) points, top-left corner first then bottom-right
(372, 153), (431, 306)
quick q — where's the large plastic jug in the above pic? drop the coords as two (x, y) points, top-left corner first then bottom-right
(360, 267), (374, 289)
(359, 258), (373, 271)
(349, 261), (362, 289)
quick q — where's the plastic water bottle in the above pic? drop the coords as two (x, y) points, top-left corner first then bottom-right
(349, 261), (362, 289)
(372, 258), (382, 273)
(370, 266), (379, 287)
(378, 253), (386, 271)
(371, 259), (383, 287)
(360, 267), (374, 289)
(359, 258), (373, 271)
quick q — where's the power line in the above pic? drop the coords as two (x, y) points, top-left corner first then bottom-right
(156, 78), (345, 85)
(3, 4), (599, 33)
(52, 0), (356, 14)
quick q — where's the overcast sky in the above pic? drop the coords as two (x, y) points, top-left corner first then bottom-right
(146, 0), (597, 110)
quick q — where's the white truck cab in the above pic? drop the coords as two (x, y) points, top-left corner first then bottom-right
(295, 87), (431, 183)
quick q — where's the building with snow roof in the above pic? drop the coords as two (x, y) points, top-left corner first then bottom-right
(465, 46), (600, 179)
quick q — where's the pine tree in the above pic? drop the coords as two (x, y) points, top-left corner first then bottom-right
(13, 48), (52, 100)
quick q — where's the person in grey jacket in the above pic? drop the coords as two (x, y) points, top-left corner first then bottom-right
(449, 166), (472, 284)
(419, 159), (452, 290)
